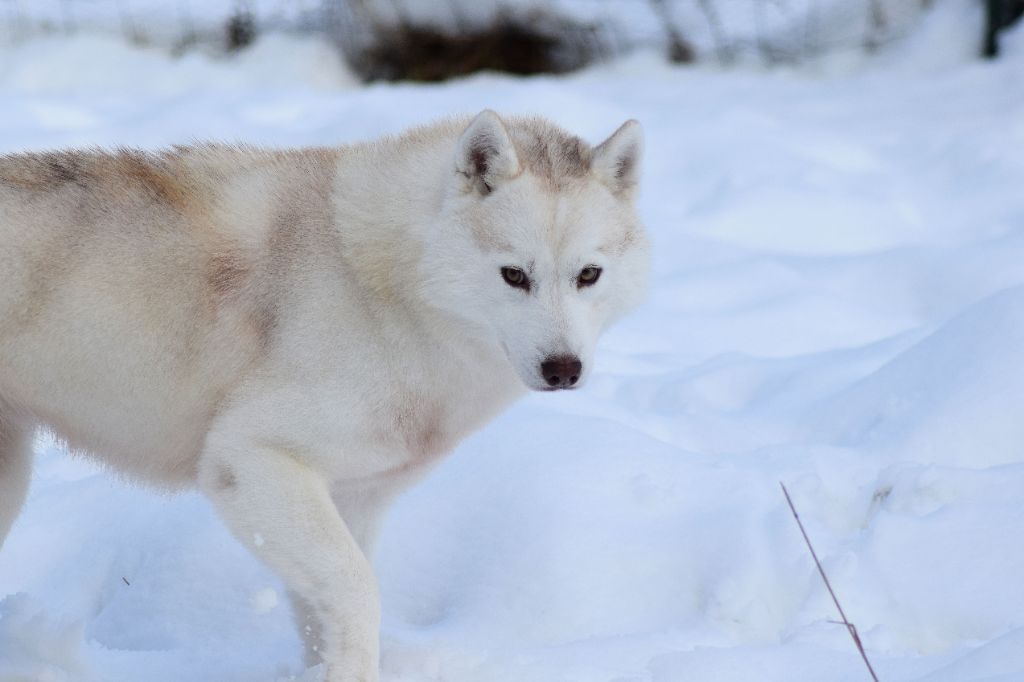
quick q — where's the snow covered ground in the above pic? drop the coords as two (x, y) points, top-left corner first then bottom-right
(2, 12), (1024, 682)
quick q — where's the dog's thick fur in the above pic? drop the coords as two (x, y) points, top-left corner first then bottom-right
(0, 111), (648, 681)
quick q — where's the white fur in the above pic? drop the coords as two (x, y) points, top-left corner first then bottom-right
(0, 111), (650, 681)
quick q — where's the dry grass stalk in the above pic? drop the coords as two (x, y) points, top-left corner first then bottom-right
(780, 482), (880, 682)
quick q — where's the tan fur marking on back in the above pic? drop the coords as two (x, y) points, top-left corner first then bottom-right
(208, 252), (250, 297)
(195, 147), (338, 356)
(0, 150), (192, 207)
(251, 301), (278, 353)
(202, 245), (277, 353)
(110, 151), (191, 208)
(0, 152), (83, 191)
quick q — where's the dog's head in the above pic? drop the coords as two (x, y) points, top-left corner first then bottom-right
(421, 111), (650, 391)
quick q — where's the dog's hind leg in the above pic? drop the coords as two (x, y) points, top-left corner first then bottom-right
(0, 410), (33, 550)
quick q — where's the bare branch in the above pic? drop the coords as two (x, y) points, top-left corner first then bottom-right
(780, 482), (880, 682)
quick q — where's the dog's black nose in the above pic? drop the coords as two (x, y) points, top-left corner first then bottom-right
(541, 356), (582, 388)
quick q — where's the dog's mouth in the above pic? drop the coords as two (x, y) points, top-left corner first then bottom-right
(518, 376), (579, 392)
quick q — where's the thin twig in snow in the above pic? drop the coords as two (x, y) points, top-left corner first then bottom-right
(780, 482), (880, 682)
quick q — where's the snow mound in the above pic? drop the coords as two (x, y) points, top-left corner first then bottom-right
(814, 286), (1024, 467)
(0, 594), (84, 681)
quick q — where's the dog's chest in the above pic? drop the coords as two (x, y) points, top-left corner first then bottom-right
(344, 366), (521, 483)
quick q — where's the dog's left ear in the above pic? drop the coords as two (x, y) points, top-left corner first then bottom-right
(455, 110), (521, 194)
(592, 120), (643, 197)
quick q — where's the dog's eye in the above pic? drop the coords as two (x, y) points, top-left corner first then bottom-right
(577, 266), (602, 288)
(501, 267), (530, 291)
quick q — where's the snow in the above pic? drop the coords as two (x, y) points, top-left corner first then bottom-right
(2, 18), (1024, 682)
(0, 33), (359, 96)
(252, 588), (280, 616)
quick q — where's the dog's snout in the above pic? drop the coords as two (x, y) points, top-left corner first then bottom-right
(540, 355), (582, 389)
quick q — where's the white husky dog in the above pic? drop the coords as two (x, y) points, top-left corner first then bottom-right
(0, 111), (649, 680)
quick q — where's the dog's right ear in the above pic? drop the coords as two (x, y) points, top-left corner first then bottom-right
(592, 120), (643, 198)
(455, 110), (521, 195)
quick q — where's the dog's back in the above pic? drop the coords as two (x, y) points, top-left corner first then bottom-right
(0, 147), (335, 484)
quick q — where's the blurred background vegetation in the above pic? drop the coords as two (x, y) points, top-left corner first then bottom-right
(2, 0), (1021, 81)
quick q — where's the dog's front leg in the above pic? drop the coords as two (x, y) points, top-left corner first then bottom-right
(198, 442), (380, 682)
